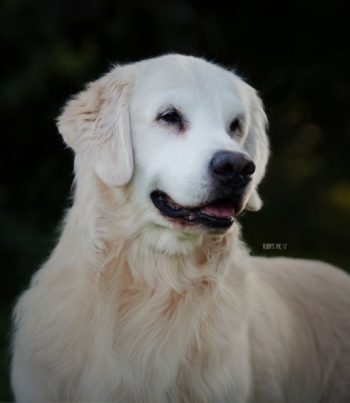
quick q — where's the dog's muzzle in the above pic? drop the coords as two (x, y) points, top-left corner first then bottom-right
(151, 151), (255, 230)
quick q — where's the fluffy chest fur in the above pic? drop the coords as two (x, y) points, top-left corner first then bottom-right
(88, 262), (251, 402)
(14, 229), (251, 403)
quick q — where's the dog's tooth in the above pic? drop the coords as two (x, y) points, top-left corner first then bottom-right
(169, 200), (179, 210)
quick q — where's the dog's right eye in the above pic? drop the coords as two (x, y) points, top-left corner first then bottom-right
(157, 108), (184, 131)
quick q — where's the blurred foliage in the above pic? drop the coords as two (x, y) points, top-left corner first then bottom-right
(1, 0), (349, 400)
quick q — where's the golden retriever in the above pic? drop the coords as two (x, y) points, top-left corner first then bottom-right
(11, 54), (350, 402)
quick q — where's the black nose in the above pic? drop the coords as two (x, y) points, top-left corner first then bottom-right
(210, 151), (255, 186)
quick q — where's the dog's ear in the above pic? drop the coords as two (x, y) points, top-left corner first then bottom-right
(57, 70), (133, 187)
(243, 84), (270, 211)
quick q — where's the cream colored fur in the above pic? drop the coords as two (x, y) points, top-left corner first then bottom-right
(11, 55), (350, 403)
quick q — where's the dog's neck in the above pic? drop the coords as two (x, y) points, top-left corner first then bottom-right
(56, 165), (248, 291)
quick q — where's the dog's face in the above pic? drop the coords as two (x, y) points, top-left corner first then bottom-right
(58, 55), (269, 238)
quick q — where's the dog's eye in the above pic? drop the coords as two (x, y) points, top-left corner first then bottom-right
(229, 118), (241, 133)
(157, 108), (184, 130)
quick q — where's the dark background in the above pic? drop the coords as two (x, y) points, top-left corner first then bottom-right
(1, 0), (349, 400)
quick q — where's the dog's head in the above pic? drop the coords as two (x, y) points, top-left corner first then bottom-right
(58, 55), (269, 240)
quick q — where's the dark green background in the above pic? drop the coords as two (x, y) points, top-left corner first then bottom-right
(1, 0), (349, 400)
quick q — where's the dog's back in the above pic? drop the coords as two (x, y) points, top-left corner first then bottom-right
(248, 257), (350, 403)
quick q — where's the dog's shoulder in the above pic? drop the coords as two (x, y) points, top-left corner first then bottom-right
(247, 255), (350, 334)
(248, 255), (350, 289)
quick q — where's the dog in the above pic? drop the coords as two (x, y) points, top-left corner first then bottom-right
(11, 54), (350, 403)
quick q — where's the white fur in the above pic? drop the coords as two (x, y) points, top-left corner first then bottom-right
(11, 55), (350, 403)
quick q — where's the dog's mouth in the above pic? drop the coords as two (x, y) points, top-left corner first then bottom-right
(150, 190), (238, 229)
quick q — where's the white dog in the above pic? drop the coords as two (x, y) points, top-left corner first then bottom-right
(11, 54), (350, 403)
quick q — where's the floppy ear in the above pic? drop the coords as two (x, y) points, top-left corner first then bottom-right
(57, 71), (133, 187)
(243, 85), (270, 211)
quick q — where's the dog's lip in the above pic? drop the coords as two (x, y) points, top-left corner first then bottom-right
(150, 190), (236, 229)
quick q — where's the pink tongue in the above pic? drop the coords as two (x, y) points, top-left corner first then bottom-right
(200, 204), (235, 218)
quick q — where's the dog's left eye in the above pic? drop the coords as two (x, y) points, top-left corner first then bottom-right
(157, 108), (184, 131)
(229, 118), (241, 133)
